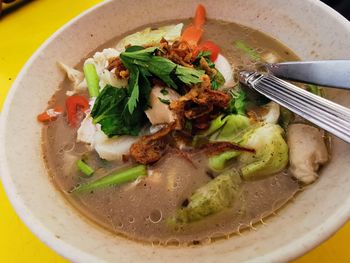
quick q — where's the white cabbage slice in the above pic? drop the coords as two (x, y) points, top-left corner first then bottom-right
(115, 23), (183, 52)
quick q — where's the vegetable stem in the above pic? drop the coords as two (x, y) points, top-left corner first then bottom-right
(71, 165), (147, 193)
(83, 63), (100, 97)
(234, 40), (260, 61)
(76, 160), (94, 177)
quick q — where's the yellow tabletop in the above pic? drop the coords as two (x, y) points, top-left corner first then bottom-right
(0, 0), (349, 262)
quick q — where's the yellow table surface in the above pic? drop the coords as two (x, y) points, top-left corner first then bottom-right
(0, 0), (350, 262)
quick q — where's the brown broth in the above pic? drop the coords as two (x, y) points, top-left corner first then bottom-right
(42, 19), (300, 246)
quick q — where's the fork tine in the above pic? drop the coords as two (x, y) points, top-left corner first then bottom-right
(259, 79), (350, 130)
(239, 71), (350, 144)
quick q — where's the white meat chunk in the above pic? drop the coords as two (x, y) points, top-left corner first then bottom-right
(287, 124), (329, 184)
(77, 115), (97, 145)
(145, 86), (180, 125)
(93, 129), (137, 161)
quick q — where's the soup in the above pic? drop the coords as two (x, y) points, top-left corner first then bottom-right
(39, 5), (329, 246)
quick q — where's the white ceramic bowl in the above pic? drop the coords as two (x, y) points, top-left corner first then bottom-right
(1, 0), (350, 262)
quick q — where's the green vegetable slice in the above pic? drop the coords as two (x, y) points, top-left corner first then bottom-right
(234, 40), (260, 61)
(173, 170), (241, 223)
(83, 63), (100, 97)
(239, 124), (288, 179)
(71, 165), (147, 194)
(306, 84), (324, 97)
(76, 160), (94, 177)
(208, 151), (240, 172)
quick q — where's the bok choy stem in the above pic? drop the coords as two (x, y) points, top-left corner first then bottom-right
(234, 40), (260, 61)
(76, 160), (94, 177)
(83, 63), (100, 97)
(71, 165), (147, 194)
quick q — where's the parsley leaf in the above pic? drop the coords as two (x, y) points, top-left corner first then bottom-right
(175, 65), (204, 85)
(120, 46), (205, 114)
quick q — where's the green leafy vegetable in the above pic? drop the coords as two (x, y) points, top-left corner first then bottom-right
(234, 40), (260, 61)
(91, 85), (146, 137)
(76, 159), (94, 177)
(239, 124), (288, 179)
(306, 84), (324, 97)
(120, 46), (204, 114)
(207, 114), (251, 171)
(208, 151), (240, 172)
(115, 23), (183, 51)
(175, 65), (205, 85)
(211, 70), (225, 90)
(71, 165), (147, 194)
(195, 50), (215, 68)
(196, 50), (212, 60)
(172, 170), (241, 223)
(215, 114), (250, 142)
(200, 114), (227, 137)
(194, 50), (225, 90)
(227, 85), (247, 115)
(83, 63), (100, 97)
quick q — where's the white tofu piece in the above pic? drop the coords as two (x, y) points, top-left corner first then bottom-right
(145, 86), (180, 125)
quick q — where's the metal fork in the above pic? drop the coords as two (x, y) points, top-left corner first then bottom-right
(239, 71), (350, 143)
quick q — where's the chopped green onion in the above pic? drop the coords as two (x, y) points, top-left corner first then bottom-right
(160, 88), (169, 95)
(158, 97), (170, 105)
(83, 63), (100, 97)
(76, 159), (94, 177)
(71, 165), (147, 194)
(234, 40), (260, 61)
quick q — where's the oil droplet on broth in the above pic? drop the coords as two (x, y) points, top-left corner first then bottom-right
(149, 209), (162, 223)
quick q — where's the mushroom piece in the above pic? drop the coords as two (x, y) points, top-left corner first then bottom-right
(145, 86), (180, 125)
(287, 123), (329, 184)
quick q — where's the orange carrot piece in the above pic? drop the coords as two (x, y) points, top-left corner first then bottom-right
(194, 4), (206, 28)
(181, 4), (206, 45)
(181, 25), (204, 45)
(37, 107), (63, 123)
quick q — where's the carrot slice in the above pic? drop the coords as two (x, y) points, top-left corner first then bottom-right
(181, 4), (207, 45)
(194, 4), (206, 28)
(181, 25), (204, 46)
(37, 107), (63, 123)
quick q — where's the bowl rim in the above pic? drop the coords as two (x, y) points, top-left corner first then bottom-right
(1, 0), (350, 262)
